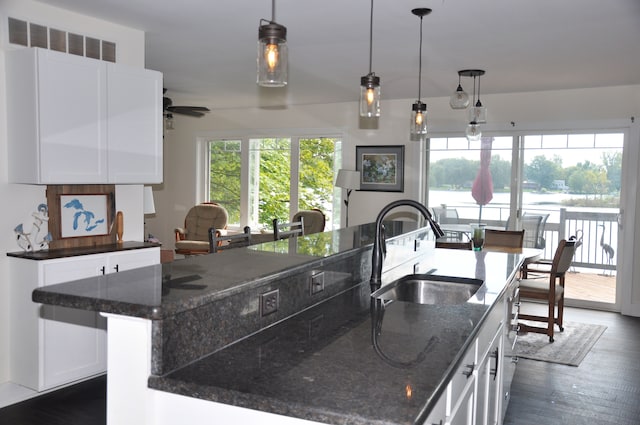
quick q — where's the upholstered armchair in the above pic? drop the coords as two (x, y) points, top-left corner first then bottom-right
(175, 203), (228, 255)
(292, 209), (326, 235)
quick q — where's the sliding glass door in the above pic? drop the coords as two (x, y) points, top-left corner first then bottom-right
(427, 130), (625, 310)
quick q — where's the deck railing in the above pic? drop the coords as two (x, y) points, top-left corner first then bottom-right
(440, 206), (618, 271)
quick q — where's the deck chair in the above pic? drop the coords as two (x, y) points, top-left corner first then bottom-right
(484, 229), (525, 249)
(273, 217), (304, 240)
(521, 213), (549, 249)
(518, 239), (577, 342)
(208, 226), (251, 253)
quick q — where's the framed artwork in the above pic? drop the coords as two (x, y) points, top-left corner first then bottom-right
(355, 145), (404, 192)
(59, 194), (110, 238)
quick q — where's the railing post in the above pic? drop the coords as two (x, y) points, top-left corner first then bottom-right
(559, 208), (567, 241)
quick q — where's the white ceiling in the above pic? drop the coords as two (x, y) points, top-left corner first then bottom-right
(36, 0), (640, 110)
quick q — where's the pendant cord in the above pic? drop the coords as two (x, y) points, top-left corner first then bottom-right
(417, 15), (424, 101)
(271, 0), (276, 22)
(368, 0), (374, 74)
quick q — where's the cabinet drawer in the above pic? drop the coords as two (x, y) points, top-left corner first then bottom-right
(449, 338), (476, 409)
(477, 303), (504, 358)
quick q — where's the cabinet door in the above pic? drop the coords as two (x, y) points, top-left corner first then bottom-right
(107, 63), (163, 183)
(40, 255), (108, 390)
(476, 336), (502, 425)
(447, 376), (475, 425)
(107, 247), (160, 273)
(38, 49), (108, 183)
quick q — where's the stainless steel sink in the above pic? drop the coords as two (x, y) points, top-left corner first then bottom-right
(371, 274), (483, 305)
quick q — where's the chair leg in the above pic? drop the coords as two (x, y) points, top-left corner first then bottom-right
(548, 297), (555, 343)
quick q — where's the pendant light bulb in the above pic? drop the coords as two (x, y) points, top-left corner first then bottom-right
(409, 8), (431, 141)
(360, 74), (381, 117)
(466, 121), (482, 142)
(449, 73), (469, 109)
(257, 1), (288, 87)
(410, 101), (428, 142)
(359, 0), (381, 117)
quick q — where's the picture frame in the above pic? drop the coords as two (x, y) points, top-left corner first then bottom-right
(355, 145), (405, 192)
(59, 194), (110, 238)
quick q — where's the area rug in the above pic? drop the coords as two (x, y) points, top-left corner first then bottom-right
(514, 321), (606, 366)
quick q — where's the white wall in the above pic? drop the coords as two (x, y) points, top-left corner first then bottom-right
(148, 85), (640, 243)
(0, 0), (146, 385)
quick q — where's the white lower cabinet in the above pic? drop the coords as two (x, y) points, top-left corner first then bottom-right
(422, 283), (510, 425)
(10, 247), (159, 391)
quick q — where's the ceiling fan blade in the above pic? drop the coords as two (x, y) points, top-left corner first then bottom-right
(167, 107), (206, 117)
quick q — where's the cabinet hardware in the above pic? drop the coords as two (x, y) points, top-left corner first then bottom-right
(462, 363), (475, 378)
(113, 264), (119, 272)
(490, 347), (499, 380)
(100, 266), (106, 275)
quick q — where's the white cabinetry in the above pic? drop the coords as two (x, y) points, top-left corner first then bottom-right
(9, 247), (159, 391)
(6, 47), (163, 184)
(422, 280), (512, 425)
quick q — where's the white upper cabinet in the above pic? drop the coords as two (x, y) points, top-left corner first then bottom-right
(6, 48), (163, 184)
(107, 62), (163, 183)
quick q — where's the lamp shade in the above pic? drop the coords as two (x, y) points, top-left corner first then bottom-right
(335, 169), (361, 190)
(143, 187), (156, 215)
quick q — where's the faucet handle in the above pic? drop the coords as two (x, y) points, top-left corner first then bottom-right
(381, 224), (387, 258)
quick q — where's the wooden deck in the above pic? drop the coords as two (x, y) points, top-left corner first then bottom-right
(565, 269), (616, 304)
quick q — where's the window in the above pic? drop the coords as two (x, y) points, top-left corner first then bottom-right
(206, 135), (342, 231)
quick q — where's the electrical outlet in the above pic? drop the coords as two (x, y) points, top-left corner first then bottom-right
(310, 271), (325, 295)
(260, 289), (279, 316)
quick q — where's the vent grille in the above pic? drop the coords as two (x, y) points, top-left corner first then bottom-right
(8, 17), (117, 63)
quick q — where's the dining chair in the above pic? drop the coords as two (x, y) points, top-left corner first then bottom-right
(292, 209), (325, 235)
(272, 217), (304, 240)
(435, 239), (472, 250)
(483, 229), (525, 249)
(518, 239), (577, 342)
(208, 226), (252, 253)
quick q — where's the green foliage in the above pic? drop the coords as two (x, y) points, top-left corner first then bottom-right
(253, 138), (291, 227)
(209, 140), (241, 223)
(299, 138), (335, 212)
(524, 155), (563, 189)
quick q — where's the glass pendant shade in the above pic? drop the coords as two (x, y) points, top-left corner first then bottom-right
(410, 101), (428, 141)
(466, 122), (482, 142)
(449, 84), (470, 109)
(257, 22), (288, 87)
(360, 74), (381, 117)
(468, 101), (487, 124)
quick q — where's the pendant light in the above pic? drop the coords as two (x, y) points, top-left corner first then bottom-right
(409, 8), (432, 142)
(449, 71), (470, 109)
(468, 71), (487, 124)
(456, 69), (486, 142)
(257, 0), (288, 87)
(359, 0), (380, 117)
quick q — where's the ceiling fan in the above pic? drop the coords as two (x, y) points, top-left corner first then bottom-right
(163, 89), (210, 118)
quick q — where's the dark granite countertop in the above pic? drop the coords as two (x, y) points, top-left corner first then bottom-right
(148, 248), (522, 425)
(30, 222), (523, 425)
(31, 222), (414, 320)
(7, 241), (161, 260)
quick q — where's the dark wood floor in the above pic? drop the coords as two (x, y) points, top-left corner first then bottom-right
(0, 306), (638, 425)
(504, 304), (640, 425)
(0, 375), (106, 425)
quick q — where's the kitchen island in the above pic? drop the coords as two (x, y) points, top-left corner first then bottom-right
(31, 222), (524, 425)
